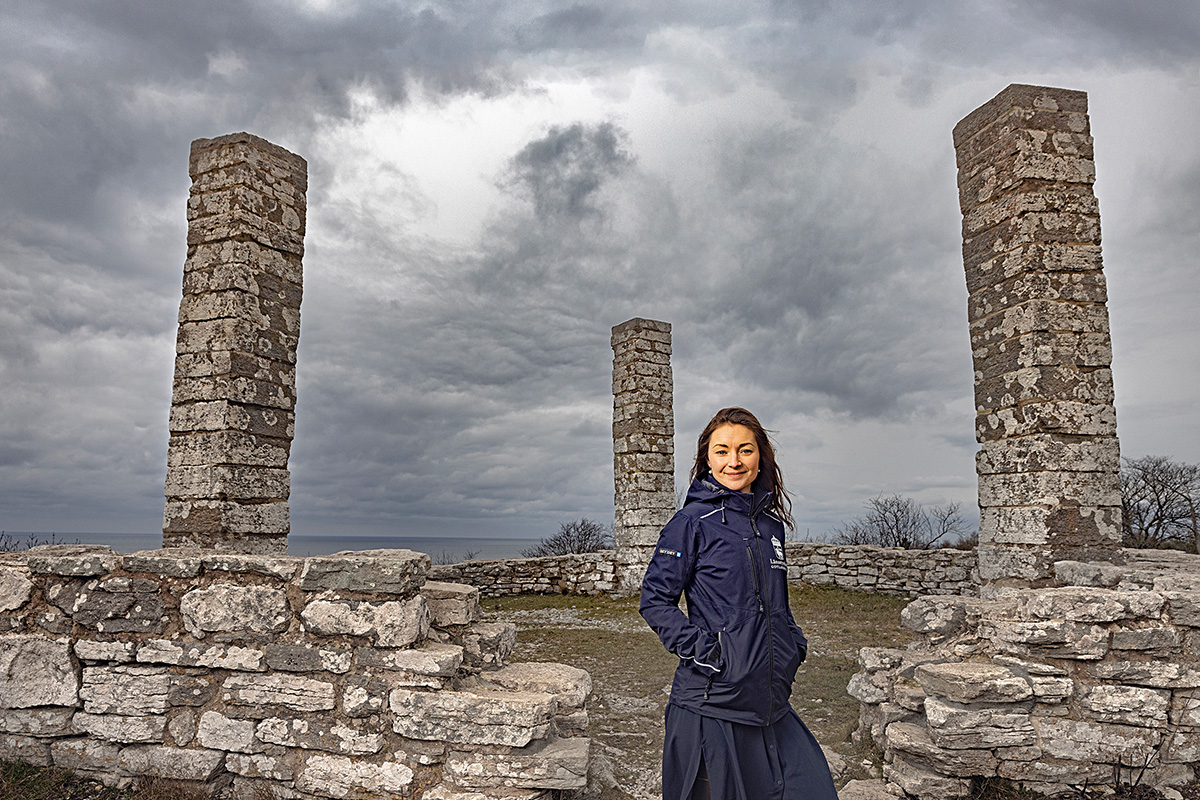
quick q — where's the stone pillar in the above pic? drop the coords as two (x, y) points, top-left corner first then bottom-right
(611, 318), (675, 591)
(163, 133), (307, 554)
(954, 85), (1122, 596)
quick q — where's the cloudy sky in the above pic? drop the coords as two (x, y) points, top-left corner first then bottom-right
(3, 1), (1198, 546)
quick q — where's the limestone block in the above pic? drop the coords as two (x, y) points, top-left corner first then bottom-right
(256, 716), (384, 755)
(171, 373), (295, 410)
(883, 754), (972, 799)
(356, 641), (464, 678)
(181, 584), (291, 635)
(838, 779), (895, 800)
(25, 545), (120, 577)
(165, 465), (290, 501)
(301, 596), (429, 647)
(893, 678), (928, 712)
(915, 662), (1032, 703)
(886, 722), (998, 775)
(976, 544), (1054, 585)
(184, 240), (303, 288)
(924, 697), (1036, 749)
(1165, 592), (1200, 627)
(1090, 661), (1200, 688)
(478, 662), (592, 709)
(984, 619), (1108, 659)
(167, 431), (290, 470)
(75, 640), (136, 663)
(117, 744), (226, 781)
(422, 581), (482, 627)
(612, 451), (673, 474)
(1111, 625), (1182, 653)
(197, 710), (261, 753)
(1013, 586), (1164, 622)
(299, 549), (429, 593)
(0, 734), (52, 766)
(1080, 685), (1170, 726)
(998, 756), (1110, 784)
(446, 737), (589, 790)
(170, 399), (294, 438)
(462, 621), (517, 668)
(900, 596), (981, 640)
(265, 643), (352, 674)
(80, 665), (170, 714)
(51, 738), (121, 774)
(137, 639), (266, 671)
(45, 576), (166, 634)
(0, 708), (75, 736)
(972, 331), (1112, 381)
(295, 753), (414, 798)
(74, 712), (166, 743)
(164, 498), (289, 537)
(970, 300), (1110, 350)
(1035, 718), (1161, 764)
(846, 672), (889, 705)
(225, 747), (296, 781)
(168, 711), (196, 746)
(1164, 730), (1200, 764)
(201, 551), (301, 579)
(1028, 675), (1074, 702)
(977, 469), (1120, 508)
(222, 674), (336, 713)
(0, 636), (79, 708)
(342, 675), (390, 717)
(0, 568), (33, 612)
(389, 688), (555, 747)
(121, 549), (204, 577)
(967, 267), (1107, 322)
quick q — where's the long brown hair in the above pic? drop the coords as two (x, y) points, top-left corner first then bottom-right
(689, 407), (795, 530)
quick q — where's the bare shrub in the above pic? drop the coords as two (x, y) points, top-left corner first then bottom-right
(521, 518), (613, 558)
(831, 494), (968, 549)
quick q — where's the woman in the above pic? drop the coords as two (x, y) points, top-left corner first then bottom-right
(640, 407), (837, 800)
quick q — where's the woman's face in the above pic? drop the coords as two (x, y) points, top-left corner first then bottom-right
(706, 423), (760, 493)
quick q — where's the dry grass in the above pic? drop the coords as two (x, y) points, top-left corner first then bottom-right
(0, 764), (253, 800)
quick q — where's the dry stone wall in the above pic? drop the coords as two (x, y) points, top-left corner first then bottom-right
(849, 554), (1200, 797)
(0, 544), (591, 799)
(429, 552), (616, 598)
(164, 133), (308, 554)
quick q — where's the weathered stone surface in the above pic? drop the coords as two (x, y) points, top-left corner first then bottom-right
(197, 710), (260, 753)
(138, 639), (265, 671)
(301, 595), (429, 647)
(1080, 685), (1169, 726)
(342, 675), (390, 717)
(1091, 661), (1200, 688)
(422, 581), (481, 627)
(356, 641), (463, 678)
(225, 747), (296, 780)
(479, 662), (592, 709)
(256, 716), (384, 755)
(295, 753), (414, 798)
(181, 584), (291, 634)
(916, 662), (1032, 703)
(222, 673), (336, 712)
(0, 636), (79, 708)
(51, 738), (121, 774)
(46, 575), (166, 634)
(983, 619), (1109, 659)
(201, 552), (301, 579)
(1012, 586), (1164, 622)
(838, 779), (894, 800)
(847, 671), (889, 705)
(0, 708), (75, 736)
(998, 756), (1110, 783)
(900, 597), (979, 640)
(887, 722), (998, 775)
(75, 640), (136, 663)
(25, 545), (120, 577)
(1054, 559), (1124, 587)
(461, 622), (517, 667)
(389, 688), (555, 747)
(80, 665), (171, 714)
(446, 737), (589, 790)
(884, 754), (972, 799)
(1111, 625), (1181, 652)
(0, 568), (33, 612)
(74, 712), (166, 743)
(858, 647), (906, 673)
(1165, 591), (1200, 627)
(1035, 717), (1161, 763)
(299, 550), (429, 593)
(168, 711), (195, 746)
(117, 744), (226, 780)
(265, 643), (352, 674)
(0, 734), (52, 766)
(924, 697), (1036, 749)
(122, 548), (205, 577)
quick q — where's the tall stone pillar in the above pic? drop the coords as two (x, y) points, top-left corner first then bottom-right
(163, 133), (307, 554)
(611, 318), (675, 591)
(954, 85), (1122, 596)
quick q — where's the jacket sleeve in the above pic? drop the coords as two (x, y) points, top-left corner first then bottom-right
(639, 512), (722, 676)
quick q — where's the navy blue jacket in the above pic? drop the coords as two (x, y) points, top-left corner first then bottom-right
(640, 474), (808, 726)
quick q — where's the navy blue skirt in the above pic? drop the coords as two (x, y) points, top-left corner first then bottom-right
(662, 704), (838, 800)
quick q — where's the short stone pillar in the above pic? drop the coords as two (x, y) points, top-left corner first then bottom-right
(954, 84), (1122, 597)
(163, 133), (307, 554)
(611, 318), (675, 592)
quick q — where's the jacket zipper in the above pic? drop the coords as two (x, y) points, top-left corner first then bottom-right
(744, 545), (763, 612)
(750, 511), (775, 723)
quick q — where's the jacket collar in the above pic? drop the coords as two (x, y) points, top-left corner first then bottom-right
(689, 473), (773, 516)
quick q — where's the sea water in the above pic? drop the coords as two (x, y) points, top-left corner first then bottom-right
(2, 531), (541, 562)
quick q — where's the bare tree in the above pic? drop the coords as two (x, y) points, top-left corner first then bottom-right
(832, 494), (969, 549)
(1121, 455), (1200, 553)
(521, 518), (614, 558)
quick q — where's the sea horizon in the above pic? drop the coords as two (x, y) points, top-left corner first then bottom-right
(0, 531), (543, 561)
